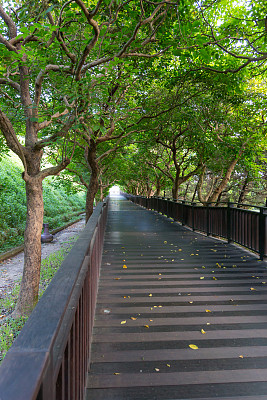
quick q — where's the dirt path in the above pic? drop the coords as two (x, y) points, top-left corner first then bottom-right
(0, 218), (86, 296)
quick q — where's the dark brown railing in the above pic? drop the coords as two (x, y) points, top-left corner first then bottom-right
(0, 200), (108, 400)
(125, 194), (267, 260)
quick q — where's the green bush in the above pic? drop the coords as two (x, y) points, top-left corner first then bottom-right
(0, 154), (85, 253)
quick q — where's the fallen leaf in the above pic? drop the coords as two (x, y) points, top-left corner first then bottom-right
(155, 368), (160, 372)
(144, 325), (149, 328)
(130, 317), (137, 320)
(189, 344), (198, 350)
(149, 319), (153, 322)
(123, 265), (127, 269)
(121, 320), (126, 324)
(114, 278), (121, 280)
(205, 309), (211, 313)
(201, 329), (206, 334)
(166, 364), (171, 367)
(149, 293), (153, 297)
(213, 277), (217, 280)
(250, 288), (256, 291)
(189, 301), (193, 304)
(114, 372), (120, 375)
(200, 277), (205, 280)
(239, 355), (244, 359)
(164, 241), (167, 244)
(206, 322), (211, 325)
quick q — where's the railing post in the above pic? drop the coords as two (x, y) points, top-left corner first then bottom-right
(206, 202), (211, 236)
(182, 200), (185, 225)
(166, 198), (170, 217)
(259, 207), (267, 260)
(227, 202), (234, 243)
(192, 202), (196, 231)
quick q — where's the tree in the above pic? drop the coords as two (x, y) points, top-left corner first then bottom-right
(0, 0), (182, 315)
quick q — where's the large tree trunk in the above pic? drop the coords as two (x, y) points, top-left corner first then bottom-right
(14, 177), (43, 316)
(85, 144), (99, 222)
(172, 175), (179, 200)
(238, 173), (250, 206)
(156, 177), (161, 196)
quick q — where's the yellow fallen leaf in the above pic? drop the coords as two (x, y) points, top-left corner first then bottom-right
(149, 319), (153, 322)
(144, 325), (149, 328)
(158, 305), (162, 308)
(250, 288), (256, 291)
(114, 278), (121, 280)
(155, 368), (160, 371)
(121, 320), (126, 324)
(262, 282), (266, 284)
(239, 355), (244, 359)
(213, 277), (217, 280)
(189, 301), (193, 304)
(149, 294), (153, 297)
(205, 309), (211, 313)
(130, 317), (137, 320)
(123, 265), (127, 269)
(164, 241), (167, 244)
(201, 329), (206, 334)
(202, 266), (205, 269)
(158, 273), (162, 276)
(189, 344), (198, 350)
(200, 277), (205, 280)
(114, 372), (120, 375)
(123, 296), (127, 298)
(181, 259), (184, 260)
(166, 364), (171, 367)
(206, 322), (211, 325)
(123, 259), (126, 261)
(179, 249), (182, 251)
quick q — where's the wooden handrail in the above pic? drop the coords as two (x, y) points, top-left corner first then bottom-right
(0, 200), (108, 400)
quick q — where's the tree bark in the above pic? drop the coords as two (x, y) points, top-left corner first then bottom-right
(85, 143), (99, 222)
(208, 157), (239, 203)
(238, 173), (250, 206)
(14, 176), (43, 316)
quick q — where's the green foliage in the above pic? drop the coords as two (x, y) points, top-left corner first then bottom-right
(0, 154), (85, 253)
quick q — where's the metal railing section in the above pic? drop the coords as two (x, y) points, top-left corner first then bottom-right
(125, 194), (267, 260)
(0, 200), (108, 400)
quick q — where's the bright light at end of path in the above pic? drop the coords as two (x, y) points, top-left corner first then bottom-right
(109, 185), (121, 197)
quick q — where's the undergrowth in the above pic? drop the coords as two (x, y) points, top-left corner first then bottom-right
(0, 237), (77, 363)
(0, 154), (85, 253)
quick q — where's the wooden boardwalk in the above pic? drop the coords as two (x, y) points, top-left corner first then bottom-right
(85, 196), (267, 400)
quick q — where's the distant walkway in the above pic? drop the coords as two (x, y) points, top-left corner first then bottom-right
(86, 196), (267, 400)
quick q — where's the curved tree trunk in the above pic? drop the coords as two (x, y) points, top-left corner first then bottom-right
(208, 158), (239, 203)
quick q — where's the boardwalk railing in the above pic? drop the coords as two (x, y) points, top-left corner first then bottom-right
(125, 194), (267, 260)
(0, 200), (108, 400)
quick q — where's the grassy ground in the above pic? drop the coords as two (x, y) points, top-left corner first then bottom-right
(0, 236), (77, 363)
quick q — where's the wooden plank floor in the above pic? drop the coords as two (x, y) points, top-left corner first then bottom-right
(85, 196), (267, 399)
